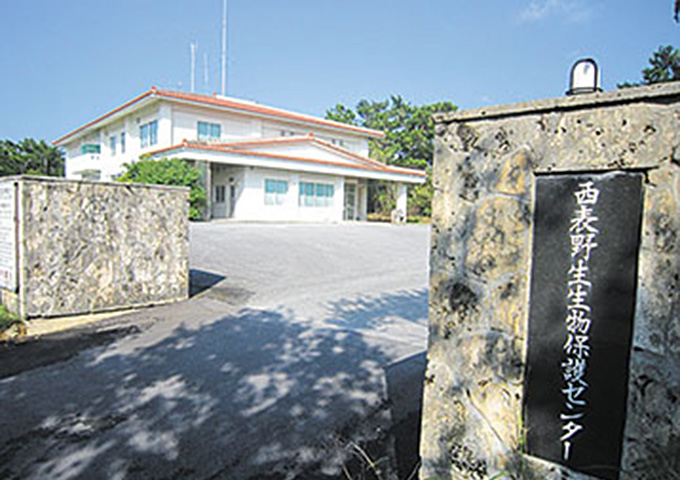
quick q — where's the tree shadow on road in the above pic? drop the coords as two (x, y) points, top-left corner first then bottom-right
(325, 289), (428, 331)
(0, 289), (427, 480)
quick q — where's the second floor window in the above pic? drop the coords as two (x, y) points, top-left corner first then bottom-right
(198, 121), (221, 141)
(140, 120), (158, 148)
(109, 135), (117, 156)
(81, 144), (100, 154)
(120, 132), (126, 153)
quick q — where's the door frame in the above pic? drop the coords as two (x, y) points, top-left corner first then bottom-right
(343, 181), (358, 221)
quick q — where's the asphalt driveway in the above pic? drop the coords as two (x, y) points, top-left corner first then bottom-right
(191, 222), (429, 350)
(0, 222), (430, 480)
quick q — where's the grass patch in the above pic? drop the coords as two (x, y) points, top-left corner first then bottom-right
(367, 212), (392, 223)
(0, 305), (23, 333)
(366, 213), (431, 224)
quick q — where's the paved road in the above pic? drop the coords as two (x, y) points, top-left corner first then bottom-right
(0, 222), (429, 480)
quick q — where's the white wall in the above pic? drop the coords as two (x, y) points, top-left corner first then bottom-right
(63, 98), (374, 183)
(172, 104), (260, 143)
(65, 130), (102, 179)
(260, 119), (369, 156)
(64, 103), (165, 181)
(237, 143), (366, 166)
(210, 165), (245, 219)
(231, 167), (344, 222)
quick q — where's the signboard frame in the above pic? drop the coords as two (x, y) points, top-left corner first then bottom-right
(524, 171), (644, 480)
(0, 181), (17, 292)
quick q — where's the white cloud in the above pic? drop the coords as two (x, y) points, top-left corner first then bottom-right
(520, 0), (594, 23)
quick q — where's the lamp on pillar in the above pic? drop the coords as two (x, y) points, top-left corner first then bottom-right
(567, 58), (601, 96)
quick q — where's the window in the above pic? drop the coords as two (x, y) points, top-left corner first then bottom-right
(214, 185), (226, 203)
(109, 135), (117, 156)
(198, 121), (221, 141)
(120, 132), (126, 153)
(264, 179), (288, 205)
(81, 144), (100, 154)
(140, 120), (158, 148)
(299, 182), (334, 207)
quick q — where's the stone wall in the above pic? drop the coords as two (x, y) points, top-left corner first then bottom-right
(1, 176), (189, 319)
(421, 82), (680, 479)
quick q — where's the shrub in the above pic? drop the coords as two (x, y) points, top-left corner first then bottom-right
(118, 158), (206, 221)
(0, 305), (24, 339)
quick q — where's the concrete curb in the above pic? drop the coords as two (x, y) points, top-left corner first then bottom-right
(24, 310), (134, 339)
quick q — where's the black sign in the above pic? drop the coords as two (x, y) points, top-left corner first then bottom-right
(524, 172), (643, 480)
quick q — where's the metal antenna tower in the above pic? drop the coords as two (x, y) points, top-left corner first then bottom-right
(221, 0), (228, 96)
(190, 42), (197, 92)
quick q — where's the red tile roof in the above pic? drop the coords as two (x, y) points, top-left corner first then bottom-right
(146, 140), (427, 180)
(53, 90), (154, 145)
(222, 134), (388, 168)
(154, 89), (385, 138)
(53, 87), (384, 146)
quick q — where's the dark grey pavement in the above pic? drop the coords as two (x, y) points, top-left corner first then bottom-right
(0, 222), (429, 479)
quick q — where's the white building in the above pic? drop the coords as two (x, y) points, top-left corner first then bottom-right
(54, 87), (426, 222)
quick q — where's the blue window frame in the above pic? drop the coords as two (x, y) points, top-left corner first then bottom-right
(299, 182), (334, 207)
(264, 179), (288, 205)
(81, 144), (100, 154)
(198, 121), (221, 141)
(109, 135), (117, 156)
(140, 120), (158, 148)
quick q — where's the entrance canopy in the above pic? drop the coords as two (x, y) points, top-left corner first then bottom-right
(146, 135), (426, 185)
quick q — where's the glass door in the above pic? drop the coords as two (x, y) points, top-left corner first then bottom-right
(343, 183), (357, 220)
(211, 184), (227, 218)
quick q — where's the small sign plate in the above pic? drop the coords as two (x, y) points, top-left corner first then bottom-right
(0, 182), (17, 291)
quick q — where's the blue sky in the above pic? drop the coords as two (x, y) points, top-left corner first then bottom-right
(1, 0), (678, 142)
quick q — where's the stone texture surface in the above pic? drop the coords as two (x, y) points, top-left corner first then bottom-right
(421, 83), (680, 479)
(3, 176), (189, 319)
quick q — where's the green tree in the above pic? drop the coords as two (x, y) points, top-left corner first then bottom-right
(328, 95), (456, 170)
(118, 158), (206, 221)
(325, 103), (358, 125)
(408, 168), (434, 217)
(327, 96), (456, 217)
(643, 45), (680, 83)
(619, 45), (680, 88)
(0, 138), (64, 177)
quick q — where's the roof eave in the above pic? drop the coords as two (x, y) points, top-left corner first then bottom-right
(53, 87), (385, 147)
(53, 89), (160, 146)
(159, 92), (384, 139)
(146, 143), (425, 183)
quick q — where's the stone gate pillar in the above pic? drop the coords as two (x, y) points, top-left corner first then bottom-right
(420, 82), (680, 480)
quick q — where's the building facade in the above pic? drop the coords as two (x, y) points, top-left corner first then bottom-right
(54, 88), (425, 222)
